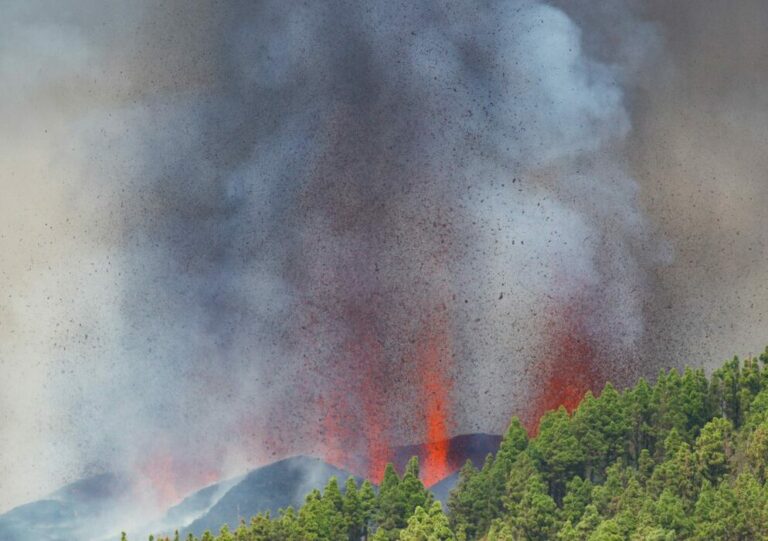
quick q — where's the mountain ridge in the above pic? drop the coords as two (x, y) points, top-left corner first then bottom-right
(0, 433), (501, 540)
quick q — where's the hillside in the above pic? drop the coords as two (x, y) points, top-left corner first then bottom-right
(0, 473), (131, 541)
(181, 457), (358, 537)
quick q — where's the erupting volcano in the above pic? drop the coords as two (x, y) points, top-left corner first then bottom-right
(14, 0), (760, 526)
(311, 289), (610, 485)
(311, 309), (457, 486)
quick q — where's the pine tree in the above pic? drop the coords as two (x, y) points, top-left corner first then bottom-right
(399, 457), (433, 521)
(343, 477), (363, 540)
(323, 476), (344, 513)
(679, 368), (712, 438)
(728, 472), (768, 539)
(712, 357), (743, 426)
(217, 525), (234, 541)
(694, 417), (733, 484)
(556, 519), (578, 541)
(477, 418), (529, 533)
(512, 483), (558, 540)
(532, 407), (583, 499)
(652, 489), (692, 538)
(746, 421), (768, 482)
(573, 503), (601, 539)
(652, 370), (688, 447)
(376, 463), (406, 539)
(447, 460), (478, 536)
(588, 518), (624, 541)
(560, 476), (592, 525)
(399, 501), (456, 541)
(359, 479), (377, 536)
(273, 506), (304, 541)
(299, 487), (347, 540)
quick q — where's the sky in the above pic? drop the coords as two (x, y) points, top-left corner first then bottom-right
(1, 0), (767, 513)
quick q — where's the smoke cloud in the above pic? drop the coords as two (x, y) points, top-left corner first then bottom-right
(1, 0), (766, 515)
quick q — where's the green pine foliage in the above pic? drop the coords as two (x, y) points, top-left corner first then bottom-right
(126, 348), (768, 540)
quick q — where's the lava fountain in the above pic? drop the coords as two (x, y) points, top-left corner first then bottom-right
(415, 315), (455, 486)
(524, 294), (608, 434)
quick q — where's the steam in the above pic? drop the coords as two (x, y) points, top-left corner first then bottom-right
(1, 0), (767, 519)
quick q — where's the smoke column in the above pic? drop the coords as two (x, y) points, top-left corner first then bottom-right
(1, 0), (767, 514)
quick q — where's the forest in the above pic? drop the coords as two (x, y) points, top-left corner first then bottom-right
(129, 349), (768, 540)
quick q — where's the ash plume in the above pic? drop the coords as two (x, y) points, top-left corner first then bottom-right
(1, 0), (766, 517)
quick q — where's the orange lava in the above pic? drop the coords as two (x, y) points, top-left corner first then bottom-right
(315, 310), (456, 486)
(319, 391), (353, 472)
(525, 299), (605, 435)
(415, 316), (454, 486)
